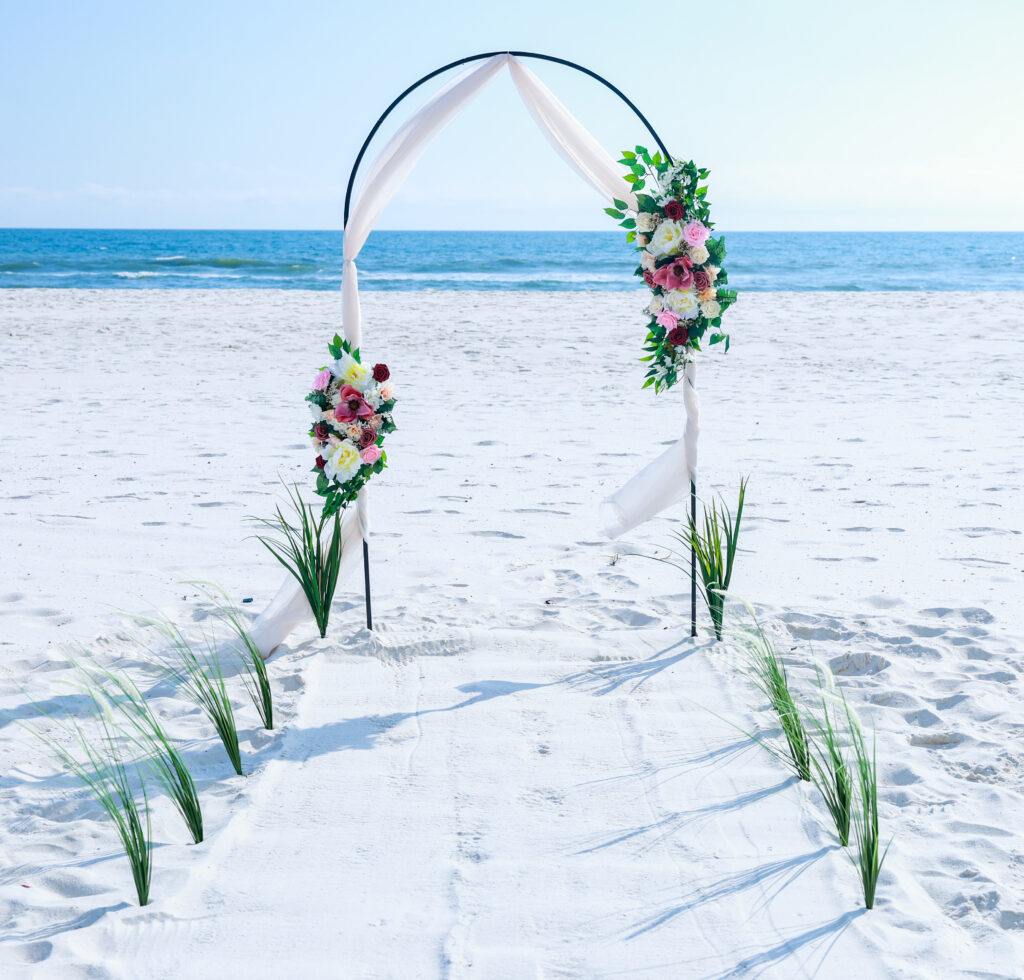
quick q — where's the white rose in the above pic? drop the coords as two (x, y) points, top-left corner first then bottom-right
(325, 441), (361, 482)
(689, 245), (710, 265)
(640, 250), (657, 272)
(700, 300), (722, 318)
(363, 386), (383, 410)
(308, 401), (324, 421)
(636, 212), (660, 233)
(707, 265), (720, 282)
(647, 294), (664, 314)
(649, 220), (686, 257)
(663, 289), (699, 319)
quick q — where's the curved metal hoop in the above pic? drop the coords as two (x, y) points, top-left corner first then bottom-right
(342, 50), (672, 227)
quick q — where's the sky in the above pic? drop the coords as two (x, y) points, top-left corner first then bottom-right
(1, 0), (1022, 231)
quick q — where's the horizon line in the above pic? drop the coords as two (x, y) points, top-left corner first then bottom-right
(3, 227), (1024, 234)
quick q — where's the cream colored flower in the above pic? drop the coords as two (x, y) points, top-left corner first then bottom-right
(649, 219), (686, 257)
(636, 211), (660, 233)
(707, 265), (720, 282)
(333, 354), (371, 389)
(663, 289), (699, 319)
(689, 244), (710, 265)
(647, 294), (664, 315)
(378, 382), (395, 402)
(700, 299), (722, 318)
(325, 441), (360, 482)
(640, 250), (657, 272)
(636, 234), (649, 246)
(363, 386), (383, 410)
(345, 424), (362, 440)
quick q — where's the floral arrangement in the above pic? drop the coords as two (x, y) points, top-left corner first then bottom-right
(606, 147), (738, 392)
(305, 334), (396, 517)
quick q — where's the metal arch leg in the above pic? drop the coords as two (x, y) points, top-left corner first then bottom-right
(690, 479), (697, 638)
(363, 539), (373, 630)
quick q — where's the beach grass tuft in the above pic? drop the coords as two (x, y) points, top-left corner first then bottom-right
(152, 620), (243, 775)
(251, 484), (344, 640)
(808, 683), (853, 846)
(848, 705), (891, 909)
(688, 477), (747, 640)
(744, 622), (812, 781)
(92, 666), (204, 843)
(216, 598), (273, 730)
(32, 699), (153, 905)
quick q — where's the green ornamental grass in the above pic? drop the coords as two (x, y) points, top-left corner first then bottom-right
(154, 620), (243, 775)
(93, 667), (204, 843)
(217, 600), (274, 730)
(689, 477), (747, 640)
(633, 477), (747, 640)
(252, 484), (344, 640)
(745, 622), (812, 781)
(848, 706), (891, 909)
(808, 688), (853, 847)
(32, 700), (152, 906)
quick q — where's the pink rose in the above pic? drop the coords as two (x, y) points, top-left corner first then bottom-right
(652, 256), (694, 291)
(656, 309), (680, 329)
(313, 368), (331, 391)
(334, 384), (373, 423)
(683, 221), (710, 247)
(360, 445), (382, 465)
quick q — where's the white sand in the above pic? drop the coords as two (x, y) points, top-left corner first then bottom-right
(1, 288), (1022, 977)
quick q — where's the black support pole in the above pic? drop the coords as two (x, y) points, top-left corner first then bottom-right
(344, 51), (688, 636)
(362, 539), (373, 631)
(690, 479), (697, 637)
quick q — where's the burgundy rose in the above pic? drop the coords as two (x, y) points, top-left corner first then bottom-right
(373, 363), (390, 382)
(313, 421), (329, 442)
(642, 269), (655, 287)
(359, 427), (377, 448)
(664, 199), (685, 221)
(692, 268), (712, 292)
(315, 454), (326, 470)
(668, 325), (689, 346)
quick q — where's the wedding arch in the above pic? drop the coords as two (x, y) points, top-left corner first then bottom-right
(250, 51), (704, 656)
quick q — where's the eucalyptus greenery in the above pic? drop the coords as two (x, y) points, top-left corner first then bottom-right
(252, 484), (344, 640)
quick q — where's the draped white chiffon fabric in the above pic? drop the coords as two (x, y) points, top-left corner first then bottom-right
(600, 361), (699, 538)
(250, 54), (700, 655)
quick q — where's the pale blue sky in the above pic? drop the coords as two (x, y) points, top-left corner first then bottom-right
(1, 0), (1021, 230)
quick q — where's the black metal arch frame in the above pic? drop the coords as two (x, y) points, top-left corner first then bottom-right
(343, 50), (698, 639)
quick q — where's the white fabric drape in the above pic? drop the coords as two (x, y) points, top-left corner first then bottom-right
(601, 360), (700, 538)
(341, 54), (509, 350)
(507, 60), (637, 211)
(251, 53), (691, 656)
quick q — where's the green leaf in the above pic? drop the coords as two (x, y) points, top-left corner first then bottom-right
(612, 197), (628, 210)
(620, 218), (636, 229)
(623, 174), (638, 184)
(622, 150), (636, 159)
(604, 207), (625, 219)
(626, 230), (636, 243)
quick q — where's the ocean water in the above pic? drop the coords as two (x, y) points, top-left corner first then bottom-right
(1, 228), (1022, 291)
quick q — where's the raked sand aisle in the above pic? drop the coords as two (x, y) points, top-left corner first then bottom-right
(1, 289), (1023, 977)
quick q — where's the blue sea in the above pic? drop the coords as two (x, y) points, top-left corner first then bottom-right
(1, 229), (1022, 291)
